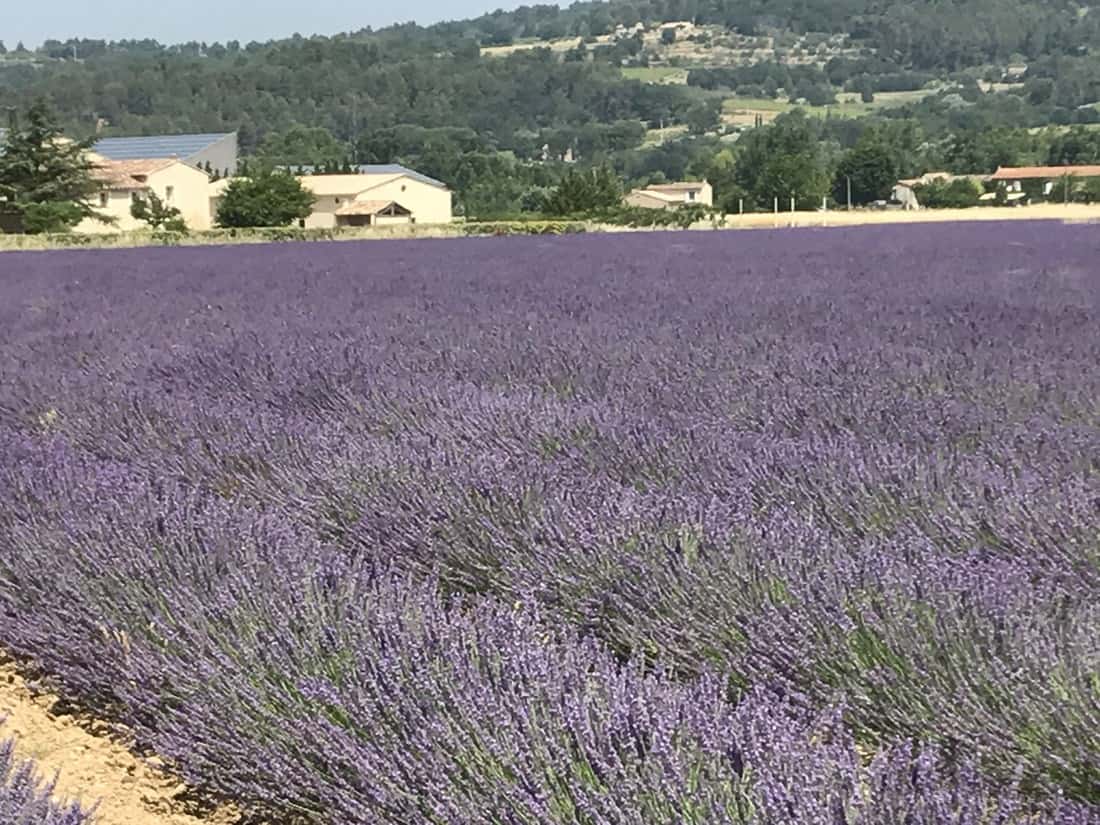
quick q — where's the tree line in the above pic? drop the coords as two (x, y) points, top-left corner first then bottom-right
(7, 100), (1100, 238)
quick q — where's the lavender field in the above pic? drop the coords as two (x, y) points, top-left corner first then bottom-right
(1, 223), (1098, 824)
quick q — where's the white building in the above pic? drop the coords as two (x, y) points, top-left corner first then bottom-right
(624, 180), (713, 210)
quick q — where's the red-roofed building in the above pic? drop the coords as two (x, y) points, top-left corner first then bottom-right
(78, 155), (214, 233)
(990, 165), (1100, 200)
(990, 165), (1100, 181)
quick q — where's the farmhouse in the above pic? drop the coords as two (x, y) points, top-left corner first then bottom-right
(892, 172), (954, 210)
(294, 165), (453, 228)
(76, 156), (214, 233)
(989, 165), (1100, 197)
(93, 132), (238, 176)
(624, 181), (713, 210)
(892, 172), (991, 209)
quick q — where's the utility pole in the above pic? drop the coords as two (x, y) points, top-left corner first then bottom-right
(846, 175), (852, 210)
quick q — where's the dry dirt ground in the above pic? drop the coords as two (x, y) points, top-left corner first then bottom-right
(721, 202), (1100, 229)
(1, 662), (238, 825)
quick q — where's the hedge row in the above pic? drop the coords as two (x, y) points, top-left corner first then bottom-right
(0, 221), (590, 251)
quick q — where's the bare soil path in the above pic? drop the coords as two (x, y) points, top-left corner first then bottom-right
(1, 662), (238, 825)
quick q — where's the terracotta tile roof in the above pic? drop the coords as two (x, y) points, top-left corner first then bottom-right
(92, 158), (176, 190)
(334, 200), (410, 216)
(991, 165), (1100, 180)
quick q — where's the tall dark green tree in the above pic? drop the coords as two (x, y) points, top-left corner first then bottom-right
(734, 112), (831, 210)
(545, 166), (624, 214)
(257, 126), (352, 169)
(544, 166), (621, 215)
(685, 101), (721, 136)
(1046, 127), (1100, 165)
(0, 102), (106, 233)
(833, 132), (900, 205)
(215, 168), (315, 228)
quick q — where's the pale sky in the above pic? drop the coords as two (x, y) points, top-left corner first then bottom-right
(3, 1), (530, 48)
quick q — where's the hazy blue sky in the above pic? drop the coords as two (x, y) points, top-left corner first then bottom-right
(5, 1), (529, 48)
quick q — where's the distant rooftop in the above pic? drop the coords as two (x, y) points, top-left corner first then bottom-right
(991, 165), (1100, 180)
(646, 181), (709, 192)
(93, 133), (234, 161)
(284, 164), (448, 190)
(91, 158), (177, 189)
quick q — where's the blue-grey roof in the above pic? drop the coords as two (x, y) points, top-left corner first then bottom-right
(93, 133), (234, 160)
(282, 163), (448, 189)
(357, 164), (448, 189)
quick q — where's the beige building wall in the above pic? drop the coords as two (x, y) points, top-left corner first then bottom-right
(77, 189), (142, 234)
(662, 181), (713, 207)
(154, 163), (216, 231)
(624, 191), (674, 210)
(375, 214), (413, 227)
(299, 173), (454, 227)
(625, 182), (713, 210)
(301, 193), (346, 229)
(77, 162), (214, 234)
(207, 170), (453, 229)
(353, 176), (453, 225)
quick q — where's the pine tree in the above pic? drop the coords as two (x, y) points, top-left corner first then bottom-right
(545, 166), (621, 215)
(0, 101), (108, 233)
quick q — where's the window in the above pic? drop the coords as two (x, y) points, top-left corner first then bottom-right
(99, 192), (108, 208)
(298, 219), (306, 228)
(687, 190), (696, 201)
(401, 184), (407, 192)
(165, 186), (174, 202)
(335, 197), (341, 205)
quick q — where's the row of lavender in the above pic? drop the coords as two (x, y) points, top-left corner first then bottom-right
(0, 224), (1098, 821)
(6, 435), (1087, 823)
(0, 737), (90, 824)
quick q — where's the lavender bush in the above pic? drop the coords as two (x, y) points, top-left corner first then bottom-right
(0, 222), (1098, 821)
(0, 738), (91, 824)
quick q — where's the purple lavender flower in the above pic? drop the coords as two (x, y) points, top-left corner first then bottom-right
(0, 738), (92, 825)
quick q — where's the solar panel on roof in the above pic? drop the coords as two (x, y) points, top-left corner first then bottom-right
(92, 133), (233, 160)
